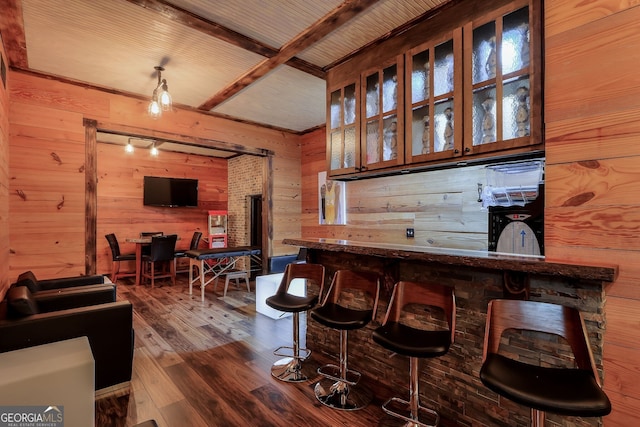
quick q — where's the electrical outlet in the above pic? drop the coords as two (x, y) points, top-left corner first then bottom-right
(406, 228), (415, 238)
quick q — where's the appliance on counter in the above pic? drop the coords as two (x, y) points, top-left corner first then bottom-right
(488, 183), (544, 256)
(483, 160), (544, 256)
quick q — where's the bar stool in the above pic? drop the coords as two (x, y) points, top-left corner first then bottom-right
(480, 299), (611, 427)
(372, 281), (455, 427)
(311, 270), (380, 410)
(265, 263), (325, 382)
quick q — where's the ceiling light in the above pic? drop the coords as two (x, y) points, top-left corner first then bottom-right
(125, 138), (134, 153)
(150, 142), (159, 156)
(148, 66), (172, 119)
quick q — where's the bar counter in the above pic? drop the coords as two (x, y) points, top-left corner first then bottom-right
(283, 238), (617, 283)
(284, 237), (617, 427)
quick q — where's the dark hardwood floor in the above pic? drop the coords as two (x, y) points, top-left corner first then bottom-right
(95, 275), (394, 426)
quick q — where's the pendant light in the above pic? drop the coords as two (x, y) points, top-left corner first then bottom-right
(148, 66), (172, 119)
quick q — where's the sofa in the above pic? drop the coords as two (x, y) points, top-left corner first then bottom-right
(0, 285), (134, 391)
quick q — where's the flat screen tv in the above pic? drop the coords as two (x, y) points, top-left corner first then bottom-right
(143, 176), (198, 207)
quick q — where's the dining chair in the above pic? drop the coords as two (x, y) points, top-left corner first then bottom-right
(174, 231), (202, 274)
(105, 233), (136, 282)
(140, 232), (163, 256)
(141, 234), (178, 288)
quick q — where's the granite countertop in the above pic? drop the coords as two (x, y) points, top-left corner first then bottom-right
(283, 238), (618, 283)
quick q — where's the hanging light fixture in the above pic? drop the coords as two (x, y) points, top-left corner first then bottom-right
(148, 66), (172, 119)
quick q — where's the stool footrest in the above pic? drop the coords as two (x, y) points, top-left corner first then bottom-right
(382, 397), (439, 427)
(317, 363), (361, 386)
(273, 345), (311, 361)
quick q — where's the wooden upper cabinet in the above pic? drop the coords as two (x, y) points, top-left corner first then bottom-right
(326, 0), (542, 178)
(405, 29), (462, 165)
(462, 0), (542, 156)
(327, 80), (361, 176)
(361, 55), (404, 172)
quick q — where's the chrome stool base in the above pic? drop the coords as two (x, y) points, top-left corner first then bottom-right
(378, 396), (439, 427)
(271, 357), (317, 383)
(314, 377), (372, 411)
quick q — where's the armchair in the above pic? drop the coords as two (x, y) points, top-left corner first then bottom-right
(0, 286), (134, 391)
(13, 270), (108, 293)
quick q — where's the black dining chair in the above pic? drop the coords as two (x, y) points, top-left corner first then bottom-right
(140, 232), (163, 256)
(105, 233), (136, 283)
(174, 231), (202, 274)
(141, 234), (178, 288)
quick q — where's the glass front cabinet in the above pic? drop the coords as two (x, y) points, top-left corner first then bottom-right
(405, 29), (462, 165)
(463, 0), (541, 156)
(327, 80), (360, 175)
(361, 55), (404, 172)
(326, 0), (541, 178)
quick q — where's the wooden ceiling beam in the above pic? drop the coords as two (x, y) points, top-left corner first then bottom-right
(198, 0), (382, 111)
(124, 0), (325, 79)
(0, 0), (28, 69)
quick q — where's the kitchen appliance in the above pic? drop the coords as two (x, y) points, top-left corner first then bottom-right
(488, 183), (544, 255)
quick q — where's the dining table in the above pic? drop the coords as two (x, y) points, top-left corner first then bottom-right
(125, 236), (180, 286)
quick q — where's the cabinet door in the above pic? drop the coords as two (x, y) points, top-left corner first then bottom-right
(463, 0), (542, 156)
(327, 81), (361, 176)
(361, 55), (404, 172)
(405, 29), (462, 165)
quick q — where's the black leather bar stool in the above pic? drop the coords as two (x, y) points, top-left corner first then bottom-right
(311, 270), (380, 410)
(265, 263), (325, 382)
(372, 281), (455, 427)
(480, 299), (611, 427)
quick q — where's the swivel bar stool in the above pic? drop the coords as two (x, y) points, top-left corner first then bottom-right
(480, 299), (611, 427)
(372, 281), (455, 427)
(266, 263), (325, 382)
(311, 270), (380, 410)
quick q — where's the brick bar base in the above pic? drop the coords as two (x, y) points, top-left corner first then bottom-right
(306, 249), (607, 427)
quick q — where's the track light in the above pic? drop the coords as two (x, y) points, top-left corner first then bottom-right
(148, 66), (172, 119)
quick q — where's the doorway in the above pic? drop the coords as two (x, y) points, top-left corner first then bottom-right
(249, 194), (262, 278)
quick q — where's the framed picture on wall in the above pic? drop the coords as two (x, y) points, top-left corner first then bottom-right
(318, 171), (346, 225)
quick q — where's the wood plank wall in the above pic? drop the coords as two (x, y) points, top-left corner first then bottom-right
(544, 1), (640, 426)
(301, 128), (490, 249)
(0, 39), (9, 300)
(301, 1), (640, 425)
(6, 70), (302, 288)
(95, 142), (228, 275)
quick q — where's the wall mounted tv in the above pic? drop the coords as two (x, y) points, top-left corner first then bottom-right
(143, 176), (198, 207)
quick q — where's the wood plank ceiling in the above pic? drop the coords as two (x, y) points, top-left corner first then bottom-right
(0, 0), (451, 134)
